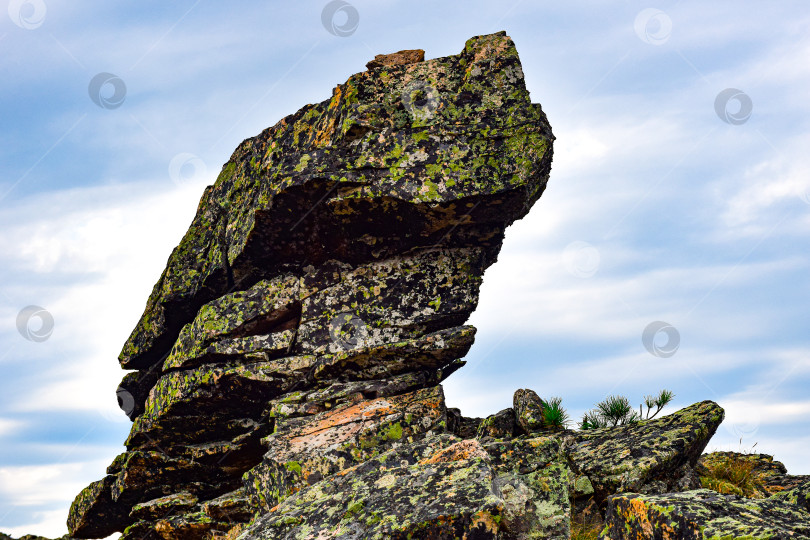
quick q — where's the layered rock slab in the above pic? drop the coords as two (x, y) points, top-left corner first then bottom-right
(564, 400), (724, 504)
(602, 489), (810, 539)
(238, 435), (572, 539)
(118, 30), (553, 372)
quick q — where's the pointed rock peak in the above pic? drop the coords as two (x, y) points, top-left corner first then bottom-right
(365, 49), (425, 70)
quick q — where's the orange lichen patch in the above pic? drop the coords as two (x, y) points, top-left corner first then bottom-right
(288, 397), (394, 445)
(467, 509), (501, 537)
(624, 498), (654, 538)
(366, 49), (425, 69)
(223, 524), (245, 540)
(154, 518), (221, 538)
(313, 85), (343, 147)
(421, 440), (489, 464)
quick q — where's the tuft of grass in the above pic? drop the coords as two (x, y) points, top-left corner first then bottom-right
(570, 515), (603, 540)
(699, 448), (765, 498)
(542, 396), (571, 430)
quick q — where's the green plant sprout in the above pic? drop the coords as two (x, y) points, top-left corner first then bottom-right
(579, 389), (674, 430)
(542, 396), (571, 430)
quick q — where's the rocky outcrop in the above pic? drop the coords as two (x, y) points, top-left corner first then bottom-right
(60, 29), (810, 540)
(565, 401), (723, 504)
(602, 489), (810, 539)
(68, 31), (554, 538)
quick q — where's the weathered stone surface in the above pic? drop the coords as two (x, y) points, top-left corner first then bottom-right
(130, 491), (198, 521)
(68, 450), (233, 537)
(67, 476), (128, 537)
(263, 369), (442, 421)
(513, 387), (546, 434)
(244, 385), (447, 511)
(68, 31), (555, 537)
(118, 30), (553, 372)
(238, 434), (572, 539)
(476, 407), (517, 439)
(602, 489), (810, 539)
(482, 436), (572, 538)
(565, 400), (724, 503)
(770, 480), (810, 513)
(153, 512), (232, 539)
(202, 488), (253, 522)
(239, 440), (503, 539)
(446, 407), (482, 439)
(366, 49), (425, 69)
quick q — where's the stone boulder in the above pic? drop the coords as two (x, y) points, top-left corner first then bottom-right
(513, 388), (547, 434)
(602, 489), (810, 539)
(565, 400), (724, 504)
(238, 434), (571, 539)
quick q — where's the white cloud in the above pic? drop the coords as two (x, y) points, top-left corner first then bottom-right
(0, 178), (212, 415)
(0, 458), (112, 537)
(0, 418), (21, 437)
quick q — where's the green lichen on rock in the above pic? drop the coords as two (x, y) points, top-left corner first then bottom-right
(602, 489), (810, 539)
(477, 407), (517, 439)
(513, 387), (547, 434)
(565, 400), (724, 503)
(243, 385), (447, 511)
(67, 31), (555, 538)
(118, 30), (553, 372)
(770, 480), (810, 513)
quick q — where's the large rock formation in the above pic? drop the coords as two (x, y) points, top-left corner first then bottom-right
(63, 31), (810, 540)
(68, 31), (554, 538)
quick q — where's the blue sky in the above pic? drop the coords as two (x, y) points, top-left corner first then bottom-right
(1, 0), (809, 535)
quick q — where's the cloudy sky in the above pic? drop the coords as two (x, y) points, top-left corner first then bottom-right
(1, 0), (809, 535)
